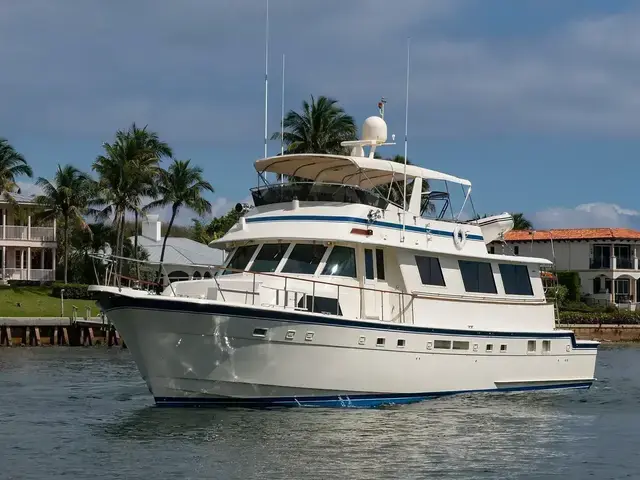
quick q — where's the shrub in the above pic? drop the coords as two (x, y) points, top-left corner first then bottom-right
(51, 283), (92, 300)
(7, 280), (54, 287)
(559, 310), (640, 325)
(556, 271), (581, 302)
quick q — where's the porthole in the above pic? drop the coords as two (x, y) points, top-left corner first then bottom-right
(253, 328), (267, 338)
(376, 338), (385, 347)
(500, 344), (507, 353)
(305, 332), (314, 342)
(285, 330), (296, 340)
(397, 339), (406, 348)
(426, 341), (433, 350)
(486, 344), (493, 353)
(358, 336), (366, 345)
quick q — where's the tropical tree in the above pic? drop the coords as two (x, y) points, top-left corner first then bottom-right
(191, 207), (242, 244)
(145, 159), (214, 285)
(34, 165), (93, 283)
(271, 95), (357, 155)
(512, 213), (534, 230)
(0, 138), (32, 201)
(116, 123), (172, 277)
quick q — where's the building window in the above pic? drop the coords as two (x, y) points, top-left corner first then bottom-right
(321, 246), (357, 278)
(489, 246), (495, 254)
(364, 249), (374, 280)
(281, 244), (326, 275)
(415, 256), (446, 286)
(250, 243), (290, 273)
(593, 277), (601, 294)
(499, 264), (533, 296)
(376, 249), (386, 280)
(459, 261), (497, 294)
(514, 246), (519, 255)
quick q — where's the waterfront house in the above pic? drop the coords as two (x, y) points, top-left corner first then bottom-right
(131, 214), (225, 285)
(0, 193), (57, 282)
(488, 228), (640, 308)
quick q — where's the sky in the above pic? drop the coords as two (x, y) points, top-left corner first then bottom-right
(3, 0), (640, 229)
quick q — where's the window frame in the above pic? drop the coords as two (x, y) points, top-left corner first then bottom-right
(499, 263), (534, 296)
(415, 255), (446, 287)
(458, 260), (498, 294)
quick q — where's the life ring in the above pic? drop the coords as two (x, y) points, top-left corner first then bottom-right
(453, 225), (467, 250)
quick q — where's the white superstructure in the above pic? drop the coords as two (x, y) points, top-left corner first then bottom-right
(90, 114), (598, 408)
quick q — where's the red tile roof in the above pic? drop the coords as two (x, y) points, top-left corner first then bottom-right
(504, 228), (640, 242)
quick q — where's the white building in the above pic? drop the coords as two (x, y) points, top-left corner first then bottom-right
(132, 215), (225, 284)
(0, 194), (57, 282)
(489, 228), (640, 306)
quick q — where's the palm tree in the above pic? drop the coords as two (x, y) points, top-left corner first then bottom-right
(92, 136), (140, 280)
(117, 124), (172, 278)
(512, 213), (533, 230)
(271, 95), (357, 154)
(34, 165), (93, 283)
(145, 159), (214, 286)
(0, 138), (32, 201)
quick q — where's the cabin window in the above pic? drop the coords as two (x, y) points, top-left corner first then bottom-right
(321, 246), (357, 278)
(250, 243), (290, 272)
(376, 338), (385, 347)
(459, 260), (497, 294)
(486, 344), (493, 352)
(434, 340), (451, 349)
(376, 249), (386, 280)
(542, 340), (551, 353)
(297, 296), (342, 315)
(365, 249), (374, 280)
(527, 340), (536, 353)
(281, 244), (326, 274)
(223, 245), (258, 274)
(499, 264), (534, 296)
(452, 341), (469, 350)
(500, 344), (507, 353)
(397, 339), (405, 348)
(415, 256), (446, 286)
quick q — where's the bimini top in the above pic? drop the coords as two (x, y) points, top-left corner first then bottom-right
(255, 154), (472, 189)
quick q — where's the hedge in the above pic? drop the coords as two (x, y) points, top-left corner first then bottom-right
(8, 280), (54, 287)
(559, 310), (640, 325)
(51, 283), (92, 300)
(556, 271), (581, 303)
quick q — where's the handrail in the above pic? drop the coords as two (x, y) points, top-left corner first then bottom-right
(90, 253), (549, 324)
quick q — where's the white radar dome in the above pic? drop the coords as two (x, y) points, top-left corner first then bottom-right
(361, 116), (387, 143)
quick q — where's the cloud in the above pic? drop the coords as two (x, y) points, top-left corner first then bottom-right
(533, 202), (640, 229)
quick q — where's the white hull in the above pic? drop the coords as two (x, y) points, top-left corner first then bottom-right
(102, 292), (597, 407)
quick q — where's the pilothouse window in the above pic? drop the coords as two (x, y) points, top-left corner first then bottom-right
(281, 244), (327, 274)
(223, 245), (258, 274)
(321, 246), (357, 278)
(459, 260), (497, 294)
(250, 243), (290, 272)
(415, 256), (446, 286)
(499, 264), (533, 296)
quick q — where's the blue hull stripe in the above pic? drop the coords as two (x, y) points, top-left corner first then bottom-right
(246, 215), (484, 241)
(154, 382), (593, 408)
(97, 295), (598, 351)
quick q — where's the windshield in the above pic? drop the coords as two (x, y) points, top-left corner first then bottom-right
(250, 243), (290, 272)
(281, 244), (327, 275)
(321, 246), (357, 278)
(251, 182), (389, 209)
(223, 245), (258, 274)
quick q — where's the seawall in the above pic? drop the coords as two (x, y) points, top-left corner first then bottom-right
(560, 324), (640, 343)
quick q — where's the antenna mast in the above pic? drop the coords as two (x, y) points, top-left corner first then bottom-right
(263, 0), (269, 159)
(281, 54), (285, 157)
(401, 38), (411, 242)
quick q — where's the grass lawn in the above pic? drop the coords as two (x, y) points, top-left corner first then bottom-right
(0, 286), (98, 317)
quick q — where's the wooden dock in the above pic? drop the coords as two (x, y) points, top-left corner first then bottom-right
(0, 316), (125, 347)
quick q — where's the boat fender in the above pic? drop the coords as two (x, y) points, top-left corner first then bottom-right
(453, 225), (467, 250)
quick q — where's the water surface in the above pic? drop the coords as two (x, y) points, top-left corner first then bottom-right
(0, 345), (638, 479)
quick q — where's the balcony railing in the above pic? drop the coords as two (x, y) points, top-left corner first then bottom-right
(0, 268), (54, 281)
(1, 225), (55, 241)
(590, 257), (636, 270)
